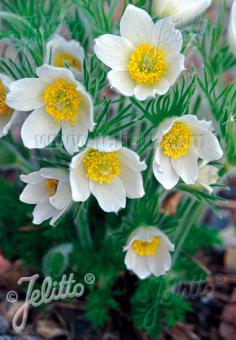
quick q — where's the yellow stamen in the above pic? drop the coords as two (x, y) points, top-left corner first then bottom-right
(83, 148), (121, 184)
(132, 236), (160, 256)
(54, 52), (82, 71)
(43, 78), (81, 126)
(0, 80), (13, 115)
(128, 43), (167, 85)
(45, 179), (59, 196)
(161, 122), (193, 159)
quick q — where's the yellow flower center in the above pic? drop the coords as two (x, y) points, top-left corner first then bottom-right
(54, 52), (82, 71)
(132, 236), (161, 256)
(45, 179), (59, 196)
(43, 78), (81, 126)
(83, 149), (121, 184)
(161, 122), (193, 159)
(128, 43), (167, 85)
(0, 80), (13, 115)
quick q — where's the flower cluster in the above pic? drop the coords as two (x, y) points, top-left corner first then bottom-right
(1, 3), (232, 280)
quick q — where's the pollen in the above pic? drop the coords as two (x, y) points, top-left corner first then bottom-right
(43, 78), (81, 126)
(161, 122), (193, 159)
(83, 148), (121, 184)
(0, 80), (13, 115)
(54, 52), (82, 71)
(132, 236), (160, 256)
(45, 179), (59, 196)
(128, 44), (167, 85)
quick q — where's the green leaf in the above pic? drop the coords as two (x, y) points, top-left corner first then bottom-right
(42, 243), (72, 279)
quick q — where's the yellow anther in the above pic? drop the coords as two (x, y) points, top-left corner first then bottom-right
(83, 149), (121, 184)
(128, 44), (167, 85)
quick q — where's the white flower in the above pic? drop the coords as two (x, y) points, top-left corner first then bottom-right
(94, 4), (184, 101)
(153, 114), (223, 190)
(228, 0), (236, 56)
(192, 161), (219, 193)
(20, 168), (73, 226)
(124, 226), (174, 279)
(70, 137), (146, 213)
(6, 64), (94, 154)
(152, 0), (212, 25)
(0, 73), (20, 137)
(45, 35), (85, 76)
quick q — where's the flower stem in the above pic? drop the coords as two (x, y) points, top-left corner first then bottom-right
(129, 97), (155, 124)
(74, 202), (92, 248)
(173, 201), (204, 265)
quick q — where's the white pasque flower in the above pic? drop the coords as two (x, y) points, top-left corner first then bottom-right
(124, 226), (174, 279)
(153, 114), (223, 190)
(45, 35), (85, 76)
(6, 64), (94, 154)
(0, 73), (20, 137)
(192, 161), (219, 194)
(70, 137), (146, 213)
(152, 0), (212, 25)
(20, 168), (72, 226)
(228, 0), (236, 56)
(94, 4), (184, 101)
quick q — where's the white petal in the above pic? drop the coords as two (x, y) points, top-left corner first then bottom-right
(1, 110), (22, 136)
(171, 147), (199, 184)
(197, 131), (223, 161)
(40, 168), (68, 181)
(21, 107), (60, 149)
(124, 248), (136, 269)
(197, 163), (219, 187)
(134, 79), (170, 100)
(120, 5), (153, 46)
(125, 226), (174, 250)
(20, 171), (43, 184)
(152, 0), (212, 25)
(89, 177), (126, 213)
(50, 200), (72, 226)
(118, 147), (147, 171)
(50, 181), (71, 210)
(62, 119), (88, 154)
(0, 113), (12, 137)
(0, 73), (13, 89)
(151, 17), (183, 54)
(70, 151), (90, 202)
(76, 84), (94, 132)
(153, 146), (179, 189)
(88, 136), (122, 152)
(228, 1), (236, 55)
(150, 227), (175, 251)
(164, 54), (185, 86)
(125, 226), (147, 249)
(177, 114), (212, 131)
(133, 84), (156, 101)
(32, 196), (58, 225)
(94, 34), (134, 71)
(62, 92), (94, 154)
(45, 35), (85, 66)
(20, 183), (47, 204)
(107, 70), (135, 96)
(153, 117), (177, 143)
(120, 168), (145, 199)
(132, 256), (151, 279)
(154, 79), (172, 95)
(6, 79), (45, 111)
(36, 64), (75, 84)
(152, 0), (173, 19)
(147, 245), (172, 277)
(173, 0), (212, 25)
